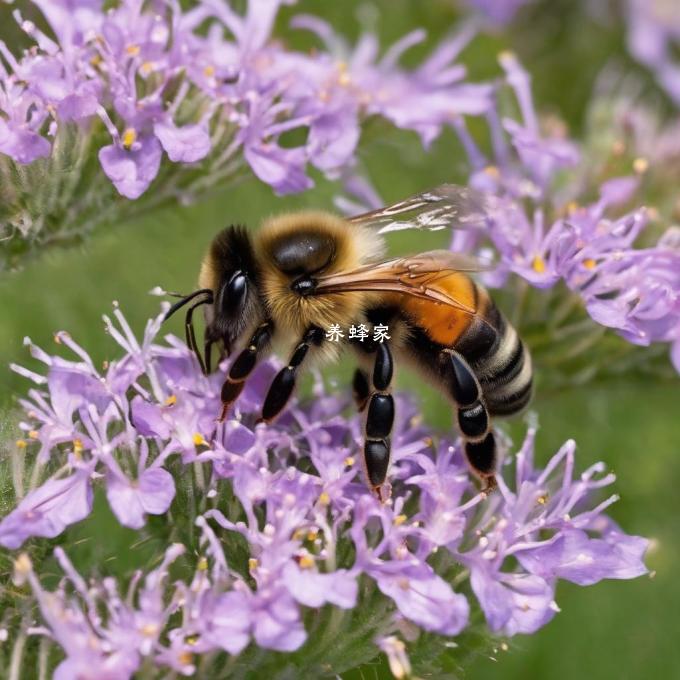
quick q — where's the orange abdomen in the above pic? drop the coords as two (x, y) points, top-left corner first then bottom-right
(401, 272), (480, 346)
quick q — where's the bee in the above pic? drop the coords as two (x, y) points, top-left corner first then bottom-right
(164, 185), (532, 496)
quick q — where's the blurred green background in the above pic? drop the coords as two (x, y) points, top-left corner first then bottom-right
(1, 1), (679, 679)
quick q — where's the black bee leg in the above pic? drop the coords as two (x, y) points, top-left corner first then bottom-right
(363, 343), (395, 497)
(163, 289), (213, 374)
(218, 321), (273, 422)
(204, 338), (214, 375)
(440, 349), (497, 492)
(185, 300), (207, 375)
(260, 326), (325, 423)
(352, 368), (370, 412)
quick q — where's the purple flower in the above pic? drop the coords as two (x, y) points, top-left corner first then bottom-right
(0, 117), (51, 164)
(0, 466), (93, 549)
(1, 0), (493, 203)
(105, 464), (175, 530)
(626, 0), (680, 106)
(292, 17), (492, 150)
(98, 135), (163, 200)
(13, 543), (187, 679)
(2, 305), (649, 674)
(453, 430), (648, 634)
(470, 569), (556, 635)
(515, 526), (649, 586)
(441, 52), (680, 369)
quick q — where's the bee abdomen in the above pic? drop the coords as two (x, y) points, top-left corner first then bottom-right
(455, 298), (532, 417)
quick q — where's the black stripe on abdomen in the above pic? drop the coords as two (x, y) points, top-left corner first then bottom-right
(480, 330), (533, 417)
(456, 300), (533, 417)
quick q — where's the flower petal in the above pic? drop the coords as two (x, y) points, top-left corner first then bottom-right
(98, 136), (162, 199)
(154, 120), (211, 163)
(0, 470), (93, 548)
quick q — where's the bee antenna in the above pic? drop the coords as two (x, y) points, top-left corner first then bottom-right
(163, 289), (213, 321)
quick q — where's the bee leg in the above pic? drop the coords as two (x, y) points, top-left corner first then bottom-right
(185, 299), (208, 375)
(218, 321), (273, 421)
(363, 343), (394, 497)
(204, 338), (214, 375)
(259, 326), (324, 423)
(440, 349), (497, 491)
(352, 369), (370, 412)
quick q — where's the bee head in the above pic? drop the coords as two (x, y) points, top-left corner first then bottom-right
(202, 225), (262, 354)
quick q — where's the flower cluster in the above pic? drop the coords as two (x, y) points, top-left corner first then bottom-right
(0, 0), (490, 198)
(342, 51), (680, 373)
(465, 53), (680, 370)
(2, 304), (648, 676)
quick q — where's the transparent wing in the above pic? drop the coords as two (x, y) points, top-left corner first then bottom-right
(311, 250), (491, 316)
(347, 184), (492, 234)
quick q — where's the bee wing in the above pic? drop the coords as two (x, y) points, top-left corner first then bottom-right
(347, 184), (491, 234)
(311, 250), (489, 315)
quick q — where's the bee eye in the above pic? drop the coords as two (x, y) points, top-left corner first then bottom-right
(221, 270), (247, 315)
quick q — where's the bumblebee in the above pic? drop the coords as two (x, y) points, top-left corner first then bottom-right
(165, 186), (532, 496)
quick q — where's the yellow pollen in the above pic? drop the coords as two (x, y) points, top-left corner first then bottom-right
(126, 44), (141, 56)
(394, 514), (407, 526)
(566, 201), (580, 215)
(344, 456), (355, 467)
(292, 528), (306, 541)
(164, 395), (177, 406)
(633, 157), (649, 174)
(336, 61), (351, 86)
(197, 557), (208, 571)
(54, 333), (62, 344)
(14, 553), (32, 575)
(203, 65), (215, 77)
(141, 623), (158, 636)
(483, 165), (500, 178)
(89, 54), (102, 67)
(178, 651), (193, 666)
(583, 258), (596, 270)
(537, 494), (548, 505)
(16, 439), (27, 449)
(531, 255), (546, 274)
(306, 528), (319, 541)
(140, 61), (154, 74)
(74, 439), (83, 452)
(185, 634), (200, 646)
(498, 50), (516, 64)
(318, 491), (330, 506)
(423, 436), (433, 447)
(298, 554), (315, 569)
(193, 433), (207, 447)
(248, 558), (259, 571)
(122, 128), (137, 150)
(28, 430), (39, 440)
